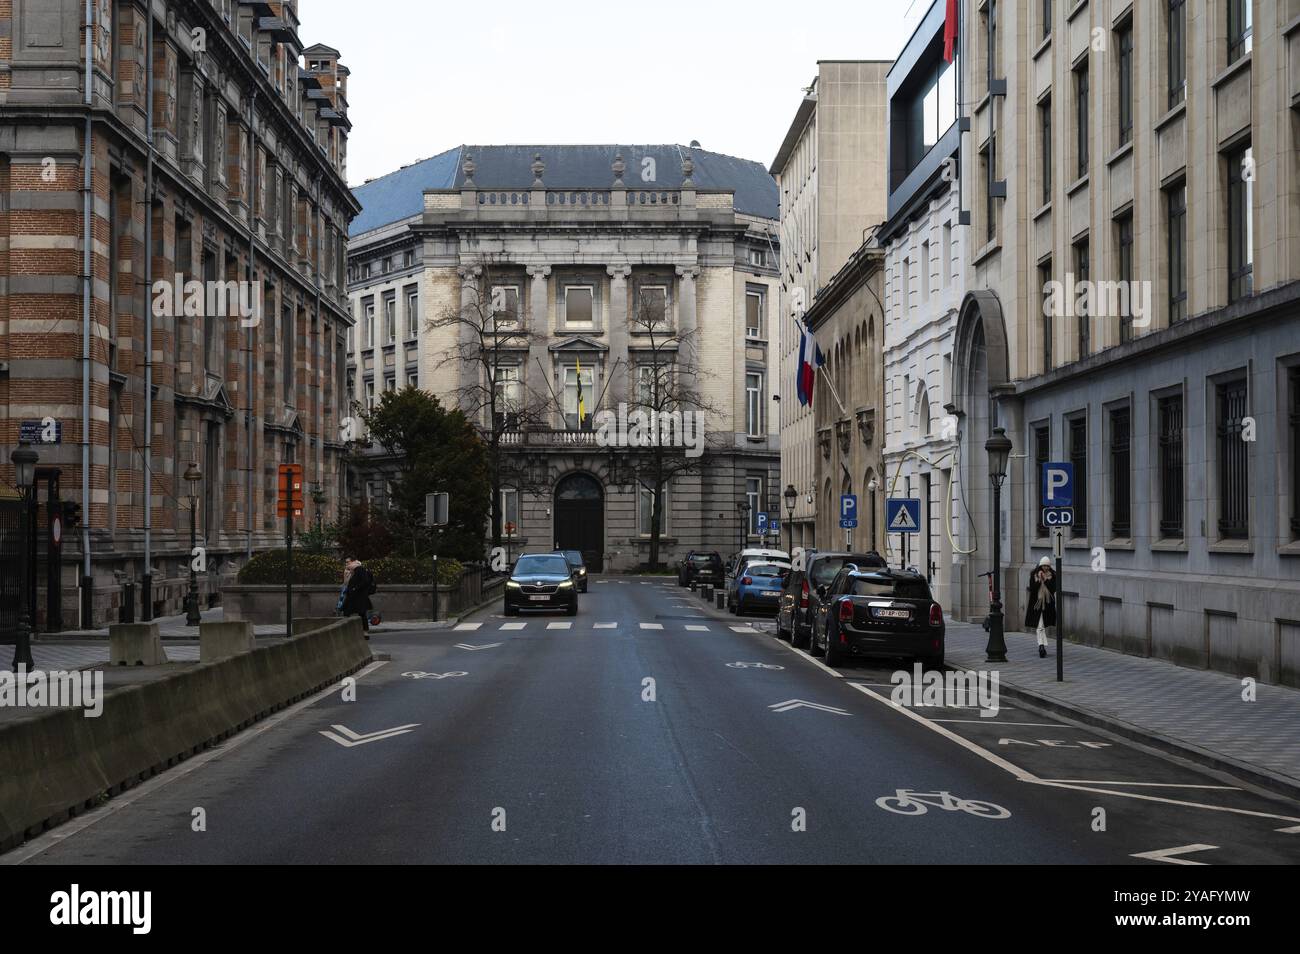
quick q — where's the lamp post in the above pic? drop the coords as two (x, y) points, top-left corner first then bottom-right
(984, 426), (1013, 662)
(737, 500), (751, 554)
(10, 442), (38, 672)
(783, 484), (797, 554)
(311, 482), (325, 534)
(183, 462), (202, 626)
(867, 477), (879, 552)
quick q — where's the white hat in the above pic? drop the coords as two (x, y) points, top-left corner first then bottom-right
(1038, 556), (1052, 567)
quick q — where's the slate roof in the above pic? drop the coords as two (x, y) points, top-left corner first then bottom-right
(349, 144), (778, 237)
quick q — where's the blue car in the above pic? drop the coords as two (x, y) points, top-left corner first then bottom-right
(728, 563), (789, 616)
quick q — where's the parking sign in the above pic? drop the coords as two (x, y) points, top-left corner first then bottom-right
(756, 511), (768, 535)
(839, 494), (858, 529)
(1041, 462), (1074, 508)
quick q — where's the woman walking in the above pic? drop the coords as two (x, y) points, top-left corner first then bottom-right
(1024, 556), (1057, 658)
(340, 557), (376, 640)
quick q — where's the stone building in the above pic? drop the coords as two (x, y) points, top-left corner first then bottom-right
(770, 61), (890, 551)
(953, 0), (1300, 683)
(347, 144), (781, 570)
(0, 0), (357, 630)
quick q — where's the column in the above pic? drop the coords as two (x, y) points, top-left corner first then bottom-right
(675, 264), (699, 353)
(458, 265), (482, 395)
(606, 264), (630, 406)
(526, 265), (552, 423)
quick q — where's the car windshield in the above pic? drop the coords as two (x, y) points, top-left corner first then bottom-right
(690, 554), (719, 564)
(560, 551), (583, 565)
(811, 557), (851, 585)
(747, 565), (785, 578)
(515, 556), (571, 576)
(849, 577), (931, 599)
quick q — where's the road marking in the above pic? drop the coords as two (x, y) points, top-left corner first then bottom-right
(640, 622), (664, 630)
(0, 659), (390, 865)
(1131, 844), (1217, 865)
(401, 671), (469, 680)
(320, 723), (419, 747)
(500, 622), (526, 630)
(1275, 824), (1300, 833)
(547, 622), (571, 630)
(728, 662), (785, 670)
(455, 642), (501, 651)
(685, 625), (710, 632)
(773, 642), (845, 678)
(769, 699), (851, 715)
(1038, 780), (1240, 789)
(730, 625), (758, 633)
(932, 720), (1065, 727)
(453, 623), (482, 631)
(593, 622), (617, 629)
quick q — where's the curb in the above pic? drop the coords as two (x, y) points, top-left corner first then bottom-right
(944, 661), (1300, 803)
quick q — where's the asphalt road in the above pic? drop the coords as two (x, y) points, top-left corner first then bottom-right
(8, 576), (1300, 864)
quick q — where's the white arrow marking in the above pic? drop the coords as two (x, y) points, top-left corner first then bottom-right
(1130, 844), (1218, 865)
(1275, 824), (1300, 833)
(455, 642), (502, 651)
(319, 723), (419, 748)
(769, 699), (851, 715)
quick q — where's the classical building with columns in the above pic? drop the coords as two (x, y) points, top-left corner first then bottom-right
(347, 144), (781, 570)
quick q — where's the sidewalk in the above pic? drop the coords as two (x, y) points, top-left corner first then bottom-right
(944, 621), (1300, 798)
(46, 607), (460, 641)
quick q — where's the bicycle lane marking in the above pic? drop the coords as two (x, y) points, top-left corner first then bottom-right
(847, 682), (1300, 825)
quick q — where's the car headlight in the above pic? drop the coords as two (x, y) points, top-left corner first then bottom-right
(506, 580), (522, 589)
(578, 567), (587, 576)
(558, 579), (574, 589)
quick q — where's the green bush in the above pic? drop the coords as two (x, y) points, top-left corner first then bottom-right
(368, 556), (464, 587)
(237, 550), (345, 585)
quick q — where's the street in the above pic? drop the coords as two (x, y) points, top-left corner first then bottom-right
(9, 578), (1299, 866)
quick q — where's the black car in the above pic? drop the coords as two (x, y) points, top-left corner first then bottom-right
(810, 567), (944, 669)
(554, 549), (589, 592)
(504, 553), (579, 616)
(777, 551), (886, 649)
(677, 550), (724, 587)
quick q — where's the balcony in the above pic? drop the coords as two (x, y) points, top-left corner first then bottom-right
(498, 429), (600, 448)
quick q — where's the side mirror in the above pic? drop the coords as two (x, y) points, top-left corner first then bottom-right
(816, 584), (828, 599)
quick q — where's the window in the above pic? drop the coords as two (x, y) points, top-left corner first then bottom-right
(1227, 0), (1252, 63)
(1074, 61), (1089, 179)
(1034, 424), (1051, 536)
(1116, 213), (1134, 343)
(406, 288), (419, 339)
(384, 374), (395, 393)
(986, 0), (998, 87)
(982, 134), (996, 241)
(407, 371), (419, 389)
(1039, 258), (1054, 372)
(491, 285), (520, 328)
(942, 223), (952, 288)
(638, 286), (668, 329)
(748, 247), (767, 268)
(562, 364), (594, 429)
(1167, 0), (1186, 108)
(563, 286), (594, 329)
(921, 241), (931, 302)
(1039, 98), (1052, 205)
(384, 294), (396, 344)
(1069, 415), (1088, 537)
(1074, 239), (1090, 358)
(501, 489), (520, 531)
(403, 249), (415, 268)
(1109, 406), (1131, 538)
(1158, 394), (1184, 538)
(1167, 183), (1187, 323)
(494, 365), (521, 429)
(1216, 378), (1249, 538)
(363, 300), (374, 348)
(746, 477), (763, 535)
(639, 484), (668, 536)
(1116, 24), (1133, 147)
(382, 257), (391, 274)
(1291, 369), (1300, 537)
(1042, 0), (1052, 39)
(365, 380), (375, 409)
(745, 288), (765, 339)
(1227, 146), (1253, 303)
(745, 372), (765, 438)
(361, 262), (370, 279)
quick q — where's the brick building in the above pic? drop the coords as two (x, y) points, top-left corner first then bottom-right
(1, 0), (358, 629)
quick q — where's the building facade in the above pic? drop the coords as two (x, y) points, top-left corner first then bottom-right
(953, 0), (1300, 683)
(347, 144), (781, 570)
(770, 61), (890, 550)
(0, 0), (357, 630)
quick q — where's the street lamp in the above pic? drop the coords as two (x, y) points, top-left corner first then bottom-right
(867, 476), (879, 552)
(10, 442), (38, 672)
(737, 500), (751, 554)
(984, 426), (1013, 663)
(783, 484), (797, 554)
(183, 462), (202, 626)
(311, 482), (325, 533)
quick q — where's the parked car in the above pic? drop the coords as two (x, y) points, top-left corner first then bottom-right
(810, 566), (944, 668)
(677, 550), (725, 587)
(728, 563), (789, 616)
(553, 549), (589, 592)
(776, 551), (886, 649)
(504, 553), (579, 616)
(725, 548), (792, 612)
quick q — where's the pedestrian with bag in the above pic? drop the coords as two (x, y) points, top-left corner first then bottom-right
(340, 557), (377, 640)
(1024, 556), (1057, 658)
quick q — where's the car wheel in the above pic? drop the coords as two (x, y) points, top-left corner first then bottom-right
(791, 624), (810, 650)
(808, 624), (826, 657)
(775, 616), (790, 642)
(824, 624), (844, 667)
(581, 582), (588, 593)
(504, 603), (518, 617)
(566, 601), (578, 616)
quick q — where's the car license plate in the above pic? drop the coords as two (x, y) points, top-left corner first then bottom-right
(874, 608), (909, 619)
(761, 591), (779, 597)
(529, 595), (550, 602)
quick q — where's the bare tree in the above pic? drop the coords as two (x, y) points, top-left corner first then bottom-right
(428, 257), (553, 551)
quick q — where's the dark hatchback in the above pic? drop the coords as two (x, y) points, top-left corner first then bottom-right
(677, 550), (725, 587)
(554, 549), (589, 592)
(810, 567), (944, 668)
(504, 553), (579, 616)
(777, 551), (886, 649)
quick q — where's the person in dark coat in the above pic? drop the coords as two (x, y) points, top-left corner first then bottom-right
(1024, 556), (1057, 658)
(340, 557), (376, 639)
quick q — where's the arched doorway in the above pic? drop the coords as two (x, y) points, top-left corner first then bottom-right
(554, 473), (604, 572)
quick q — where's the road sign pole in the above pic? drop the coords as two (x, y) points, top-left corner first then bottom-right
(1055, 530), (1064, 682)
(432, 550), (439, 623)
(286, 506), (293, 638)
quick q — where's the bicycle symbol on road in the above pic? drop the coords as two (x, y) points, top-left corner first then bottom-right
(875, 789), (1010, 819)
(402, 671), (469, 680)
(726, 662), (786, 670)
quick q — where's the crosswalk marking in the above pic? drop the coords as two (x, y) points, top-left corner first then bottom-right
(547, 622), (572, 630)
(454, 623), (482, 631)
(685, 625), (709, 632)
(730, 625), (758, 633)
(639, 622), (664, 630)
(467, 620), (731, 632)
(501, 622), (526, 630)
(593, 622), (618, 629)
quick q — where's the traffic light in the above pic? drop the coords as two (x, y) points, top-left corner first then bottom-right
(61, 500), (81, 532)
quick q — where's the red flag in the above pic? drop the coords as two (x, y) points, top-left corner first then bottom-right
(943, 0), (959, 63)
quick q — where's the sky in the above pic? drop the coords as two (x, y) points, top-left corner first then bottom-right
(298, 0), (924, 187)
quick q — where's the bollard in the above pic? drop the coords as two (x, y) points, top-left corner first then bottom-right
(120, 581), (136, 624)
(715, 591), (726, 610)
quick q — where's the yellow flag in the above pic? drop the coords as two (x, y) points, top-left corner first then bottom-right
(576, 357), (586, 425)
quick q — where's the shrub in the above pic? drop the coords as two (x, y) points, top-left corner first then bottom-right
(237, 550), (344, 585)
(368, 556), (464, 587)
(336, 502), (395, 562)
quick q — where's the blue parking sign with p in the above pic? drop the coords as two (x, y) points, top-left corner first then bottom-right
(839, 494), (858, 529)
(1042, 462), (1074, 508)
(756, 511), (768, 534)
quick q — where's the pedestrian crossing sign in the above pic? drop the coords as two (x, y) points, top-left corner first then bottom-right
(885, 498), (921, 534)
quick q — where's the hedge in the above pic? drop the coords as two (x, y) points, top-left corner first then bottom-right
(369, 556), (463, 586)
(237, 550), (344, 585)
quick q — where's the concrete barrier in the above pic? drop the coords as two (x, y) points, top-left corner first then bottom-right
(291, 617), (340, 636)
(199, 621), (255, 664)
(0, 616), (370, 852)
(109, 623), (167, 667)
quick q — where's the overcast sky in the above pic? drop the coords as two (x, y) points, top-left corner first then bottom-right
(300, 0), (923, 187)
